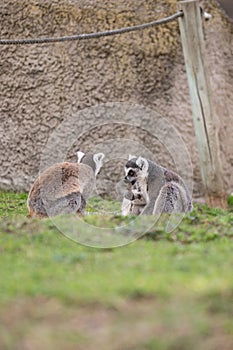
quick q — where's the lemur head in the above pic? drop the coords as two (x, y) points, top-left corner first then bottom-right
(77, 151), (105, 176)
(124, 155), (149, 185)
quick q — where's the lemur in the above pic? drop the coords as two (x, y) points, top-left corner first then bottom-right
(27, 151), (105, 218)
(122, 155), (192, 215)
(122, 155), (148, 216)
(121, 179), (147, 216)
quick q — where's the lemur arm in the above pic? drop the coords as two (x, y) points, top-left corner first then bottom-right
(140, 194), (157, 215)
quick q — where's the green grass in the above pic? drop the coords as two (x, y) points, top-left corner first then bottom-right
(0, 191), (233, 349)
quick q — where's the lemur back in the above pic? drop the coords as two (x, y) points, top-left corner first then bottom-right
(27, 152), (105, 218)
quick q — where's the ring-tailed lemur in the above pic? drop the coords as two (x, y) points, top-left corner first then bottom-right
(122, 155), (148, 215)
(122, 155), (192, 215)
(27, 151), (105, 218)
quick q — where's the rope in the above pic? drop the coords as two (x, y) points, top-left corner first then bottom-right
(0, 11), (183, 45)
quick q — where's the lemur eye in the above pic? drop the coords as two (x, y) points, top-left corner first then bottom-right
(128, 170), (135, 177)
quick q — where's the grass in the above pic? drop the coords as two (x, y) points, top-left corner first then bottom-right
(0, 191), (233, 349)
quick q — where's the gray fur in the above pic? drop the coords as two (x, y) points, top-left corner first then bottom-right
(122, 156), (192, 215)
(45, 192), (83, 217)
(122, 178), (147, 216)
(78, 152), (105, 176)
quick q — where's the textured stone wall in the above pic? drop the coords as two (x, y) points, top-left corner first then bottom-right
(218, 0), (233, 19)
(0, 0), (232, 201)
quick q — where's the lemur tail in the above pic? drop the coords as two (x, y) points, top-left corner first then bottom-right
(28, 191), (84, 218)
(153, 182), (192, 214)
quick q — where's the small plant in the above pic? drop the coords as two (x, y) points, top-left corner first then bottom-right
(227, 193), (233, 211)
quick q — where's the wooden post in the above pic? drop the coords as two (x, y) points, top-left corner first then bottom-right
(178, 0), (227, 208)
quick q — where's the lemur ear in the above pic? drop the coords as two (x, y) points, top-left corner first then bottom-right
(128, 154), (136, 160)
(77, 151), (85, 163)
(93, 152), (105, 164)
(93, 153), (105, 176)
(136, 156), (149, 173)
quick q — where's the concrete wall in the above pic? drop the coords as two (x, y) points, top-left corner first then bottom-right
(0, 0), (232, 201)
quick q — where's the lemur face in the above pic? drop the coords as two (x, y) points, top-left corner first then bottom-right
(124, 156), (149, 185)
(124, 167), (138, 185)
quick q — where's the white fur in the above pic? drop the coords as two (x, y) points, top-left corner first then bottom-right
(121, 197), (132, 216)
(136, 156), (149, 174)
(204, 11), (211, 20)
(77, 151), (85, 163)
(93, 152), (105, 176)
(128, 154), (136, 160)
